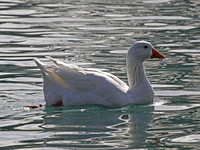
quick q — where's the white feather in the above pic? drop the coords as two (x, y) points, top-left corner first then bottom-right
(34, 41), (165, 107)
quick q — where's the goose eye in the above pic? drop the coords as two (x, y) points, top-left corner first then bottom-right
(144, 46), (148, 49)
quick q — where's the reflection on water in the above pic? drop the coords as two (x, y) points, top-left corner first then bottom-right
(0, 0), (200, 149)
(43, 107), (153, 149)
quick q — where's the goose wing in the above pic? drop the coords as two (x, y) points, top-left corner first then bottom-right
(34, 57), (128, 106)
(34, 57), (91, 92)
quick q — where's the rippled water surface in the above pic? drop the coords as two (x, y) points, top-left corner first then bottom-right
(0, 0), (200, 149)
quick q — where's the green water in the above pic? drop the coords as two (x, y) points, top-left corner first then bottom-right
(0, 0), (200, 149)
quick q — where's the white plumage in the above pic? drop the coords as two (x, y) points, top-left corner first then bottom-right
(34, 41), (165, 107)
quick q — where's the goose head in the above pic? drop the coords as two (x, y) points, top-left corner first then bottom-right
(127, 41), (165, 62)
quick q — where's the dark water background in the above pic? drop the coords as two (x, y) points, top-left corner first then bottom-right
(0, 0), (200, 149)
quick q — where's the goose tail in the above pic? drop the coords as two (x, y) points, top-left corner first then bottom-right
(33, 58), (48, 73)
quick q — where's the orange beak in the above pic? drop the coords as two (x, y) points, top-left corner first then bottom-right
(151, 48), (165, 60)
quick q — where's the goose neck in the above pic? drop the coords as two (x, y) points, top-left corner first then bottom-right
(127, 60), (147, 89)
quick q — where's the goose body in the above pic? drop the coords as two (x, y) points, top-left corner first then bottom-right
(34, 41), (165, 107)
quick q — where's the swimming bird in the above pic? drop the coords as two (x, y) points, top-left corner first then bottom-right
(34, 41), (165, 107)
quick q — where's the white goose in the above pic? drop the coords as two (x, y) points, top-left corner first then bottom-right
(34, 41), (165, 107)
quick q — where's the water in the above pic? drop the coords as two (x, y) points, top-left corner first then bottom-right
(0, 0), (200, 149)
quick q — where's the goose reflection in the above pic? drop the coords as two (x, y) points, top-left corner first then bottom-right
(41, 105), (153, 149)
